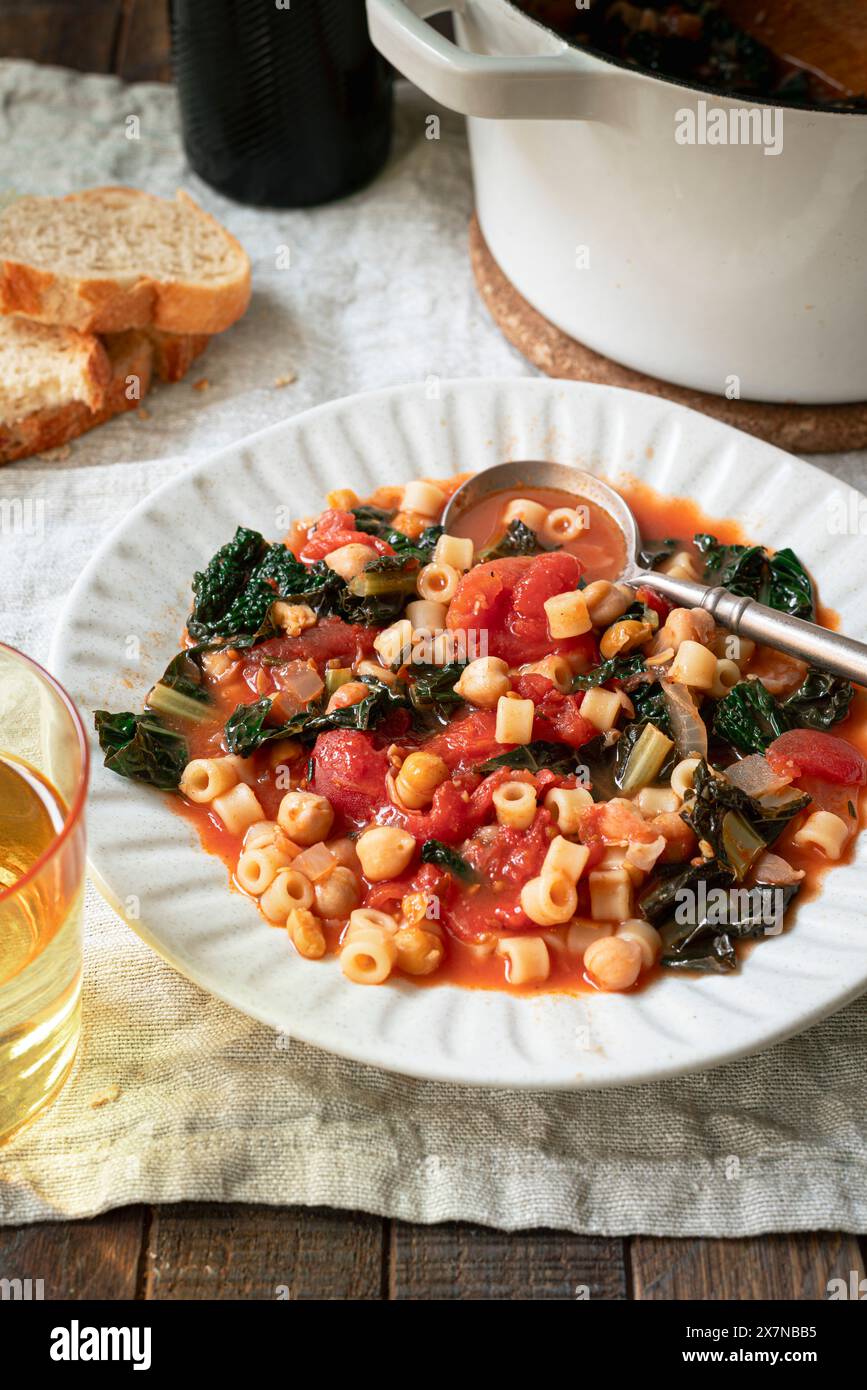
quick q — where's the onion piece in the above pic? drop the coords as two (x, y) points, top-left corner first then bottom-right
(292, 841), (336, 884)
(271, 659), (325, 707)
(660, 678), (708, 759)
(725, 754), (792, 799)
(749, 851), (805, 886)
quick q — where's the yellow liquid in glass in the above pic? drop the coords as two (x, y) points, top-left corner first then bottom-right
(0, 755), (82, 1143)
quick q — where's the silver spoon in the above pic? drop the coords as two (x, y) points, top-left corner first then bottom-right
(442, 461), (867, 687)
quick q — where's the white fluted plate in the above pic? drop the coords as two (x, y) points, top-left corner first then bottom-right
(52, 379), (867, 1088)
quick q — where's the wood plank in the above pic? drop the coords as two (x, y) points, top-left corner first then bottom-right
(115, 0), (172, 83)
(0, 1206), (145, 1299)
(144, 1204), (385, 1300)
(0, 0), (122, 73)
(631, 1233), (867, 1301)
(390, 1223), (627, 1300)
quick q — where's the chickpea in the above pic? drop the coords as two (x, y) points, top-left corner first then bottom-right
(599, 619), (654, 660)
(650, 812), (697, 863)
(582, 580), (634, 628)
(356, 825), (417, 881)
(327, 836), (362, 875)
(651, 607), (714, 657)
(584, 936), (643, 991)
(277, 790), (334, 845)
(324, 543), (374, 581)
(314, 865), (361, 918)
(394, 750), (449, 809)
(394, 926), (445, 976)
(453, 656), (511, 708)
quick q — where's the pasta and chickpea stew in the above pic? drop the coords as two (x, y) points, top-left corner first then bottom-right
(95, 472), (867, 994)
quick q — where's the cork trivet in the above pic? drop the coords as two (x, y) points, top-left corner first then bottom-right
(469, 215), (867, 455)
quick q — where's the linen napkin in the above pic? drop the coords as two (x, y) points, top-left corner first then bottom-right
(1, 59), (866, 1234)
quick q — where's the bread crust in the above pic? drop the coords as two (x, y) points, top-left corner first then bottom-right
(0, 328), (208, 465)
(0, 188), (251, 335)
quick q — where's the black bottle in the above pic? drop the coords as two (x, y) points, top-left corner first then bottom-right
(171, 0), (394, 208)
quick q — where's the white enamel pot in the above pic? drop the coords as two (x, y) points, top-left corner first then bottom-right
(367, 0), (867, 405)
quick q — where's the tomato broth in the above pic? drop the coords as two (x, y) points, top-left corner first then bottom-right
(450, 485), (627, 583)
(161, 473), (867, 998)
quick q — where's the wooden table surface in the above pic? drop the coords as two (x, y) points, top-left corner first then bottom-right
(1, 0), (865, 1300)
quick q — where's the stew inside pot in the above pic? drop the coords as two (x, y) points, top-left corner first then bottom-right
(514, 1), (867, 109)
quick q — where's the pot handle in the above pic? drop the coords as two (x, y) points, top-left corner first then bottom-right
(366, 0), (614, 119)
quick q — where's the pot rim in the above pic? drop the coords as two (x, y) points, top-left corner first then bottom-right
(500, 0), (867, 117)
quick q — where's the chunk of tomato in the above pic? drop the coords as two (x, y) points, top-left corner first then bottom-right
(312, 729), (389, 825)
(426, 708), (503, 771)
(244, 619), (378, 681)
(446, 551), (587, 665)
(533, 690), (598, 750)
(766, 730), (867, 786)
(444, 811), (553, 941)
(392, 778), (475, 845)
(299, 509), (394, 564)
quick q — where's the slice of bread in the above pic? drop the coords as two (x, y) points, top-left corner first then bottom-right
(0, 188), (251, 335)
(0, 318), (111, 427)
(0, 317), (208, 465)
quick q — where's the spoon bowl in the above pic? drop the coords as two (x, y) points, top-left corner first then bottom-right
(443, 460), (641, 574)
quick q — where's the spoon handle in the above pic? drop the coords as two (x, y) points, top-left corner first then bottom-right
(633, 570), (867, 686)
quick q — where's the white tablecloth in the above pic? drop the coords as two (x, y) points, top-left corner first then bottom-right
(1, 59), (867, 1233)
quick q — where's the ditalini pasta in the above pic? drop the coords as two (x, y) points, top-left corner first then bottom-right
(95, 471), (867, 995)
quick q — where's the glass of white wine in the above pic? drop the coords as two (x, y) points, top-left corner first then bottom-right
(0, 643), (88, 1144)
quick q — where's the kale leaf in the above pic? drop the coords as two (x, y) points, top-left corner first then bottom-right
(223, 698), (291, 757)
(351, 505), (442, 565)
(714, 672), (855, 754)
(766, 548), (815, 620)
(639, 854), (802, 975)
(638, 538), (677, 570)
(639, 859), (738, 974)
(188, 527), (333, 640)
(572, 654), (646, 691)
(408, 661), (467, 730)
(680, 760), (810, 880)
(476, 740), (586, 777)
(694, 533), (814, 620)
(476, 519), (551, 563)
(420, 839), (479, 883)
(781, 669), (854, 731)
(629, 680), (672, 734)
(94, 710), (188, 790)
(362, 525), (443, 570)
(224, 678), (409, 757)
(150, 645), (212, 708)
(351, 504), (395, 534)
(712, 679), (789, 754)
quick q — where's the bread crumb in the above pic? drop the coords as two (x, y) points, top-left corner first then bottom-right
(39, 445), (71, 462)
(193, 378), (210, 392)
(274, 371), (297, 388)
(137, 407), (151, 421)
(91, 1084), (121, 1109)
